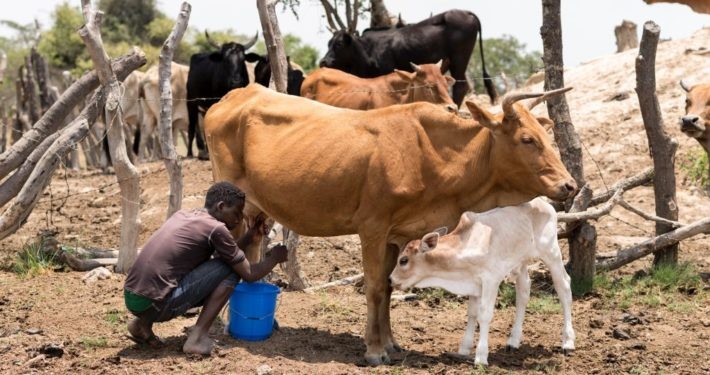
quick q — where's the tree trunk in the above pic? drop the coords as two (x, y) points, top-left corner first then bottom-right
(635, 21), (679, 266)
(158, 2), (189, 219)
(22, 56), (40, 125)
(31, 48), (55, 112)
(257, 0), (309, 290)
(614, 20), (638, 53)
(80, 0), (142, 274)
(541, 0), (595, 295)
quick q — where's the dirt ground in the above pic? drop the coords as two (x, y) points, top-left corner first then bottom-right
(1, 29), (709, 375)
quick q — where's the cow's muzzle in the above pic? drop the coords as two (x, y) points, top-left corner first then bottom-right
(554, 179), (578, 201)
(680, 115), (705, 135)
(319, 58), (331, 68)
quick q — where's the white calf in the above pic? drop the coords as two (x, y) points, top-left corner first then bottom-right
(389, 197), (575, 365)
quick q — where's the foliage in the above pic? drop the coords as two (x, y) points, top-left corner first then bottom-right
(253, 34), (319, 73)
(679, 148), (709, 189)
(467, 35), (543, 95)
(11, 240), (58, 278)
(594, 262), (706, 310)
(98, 0), (164, 45)
(37, 2), (85, 70)
(79, 336), (108, 350)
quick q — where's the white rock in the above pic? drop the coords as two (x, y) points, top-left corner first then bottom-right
(256, 364), (272, 375)
(82, 267), (112, 284)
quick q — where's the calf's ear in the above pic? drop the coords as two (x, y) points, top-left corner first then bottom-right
(395, 69), (416, 81)
(419, 232), (440, 252)
(536, 117), (554, 132)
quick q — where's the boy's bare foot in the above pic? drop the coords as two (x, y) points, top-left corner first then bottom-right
(183, 329), (214, 355)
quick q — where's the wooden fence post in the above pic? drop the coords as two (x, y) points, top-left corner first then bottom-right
(158, 2), (190, 219)
(256, 0), (309, 290)
(635, 21), (679, 266)
(79, 0), (141, 273)
(541, 0), (595, 295)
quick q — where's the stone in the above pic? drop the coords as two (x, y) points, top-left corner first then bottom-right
(612, 328), (631, 340)
(82, 267), (112, 284)
(256, 364), (273, 375)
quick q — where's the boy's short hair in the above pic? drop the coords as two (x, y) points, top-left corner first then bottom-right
(205, 181), (246, 208)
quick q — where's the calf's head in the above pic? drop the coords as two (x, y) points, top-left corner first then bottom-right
(680, 80), (710, 142)
(395, 61), (456, 109)
(465, 88), (577, 202)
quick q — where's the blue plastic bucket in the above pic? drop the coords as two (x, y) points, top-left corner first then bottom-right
(229, 282), (280, 341)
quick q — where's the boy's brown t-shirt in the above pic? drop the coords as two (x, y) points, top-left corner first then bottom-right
(124, 209), (245, 301)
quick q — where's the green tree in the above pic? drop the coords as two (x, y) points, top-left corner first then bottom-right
(37, 2), (84, 69)
(98, 0), (163, 44)
(467, 35), (543, 95)
(253, 34), (319, 73)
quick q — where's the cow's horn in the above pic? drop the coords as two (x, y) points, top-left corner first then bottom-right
(243, 31), (258, 50)
(526, 87), (573, 110)
(680, 79), (692, 93)
(409, 62), (422, 72)
(502, 92), (544, 120)
(205, 30), (220, 49)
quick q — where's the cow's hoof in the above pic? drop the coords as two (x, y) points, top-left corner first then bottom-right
(385, 342), (402, 353)
(197, 151), (210, 160)
(365, 352), (391, 366)
(504, 345), (519, 352)
(562, 347), (575, 356)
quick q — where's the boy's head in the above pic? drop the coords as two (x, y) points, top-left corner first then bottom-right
(205, 181), (246, 230)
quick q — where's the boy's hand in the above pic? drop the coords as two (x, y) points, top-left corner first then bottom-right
(268, 245), (288, 263)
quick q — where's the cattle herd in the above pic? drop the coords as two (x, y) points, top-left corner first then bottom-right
(108, 7), (708, 367)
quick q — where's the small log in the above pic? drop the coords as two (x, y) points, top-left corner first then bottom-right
(590, 167), (653, 206)
(597, 217), (710, 271)
(390, 293), (417, 301)
(157, 2), (190, 219)
(304, 273), (364, 293)
(282, 227), (309, 290)
(76, 247), (118, 259)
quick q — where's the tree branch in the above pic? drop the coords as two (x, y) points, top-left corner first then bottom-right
(557, 189), (623, 222)
(320, 0), (347, 32)
(597, 217), (710, 271)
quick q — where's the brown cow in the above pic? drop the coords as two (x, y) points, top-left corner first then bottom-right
(138, 62), (190, 161)
(301, 62), (456, 110)
(204, 84), (576, 365)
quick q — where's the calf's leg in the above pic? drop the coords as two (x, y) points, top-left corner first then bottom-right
(541, 244), (575, 352)
(458, 295), (480, 355)
(378, 243), (401, 353)
(507, 263), (530, 349)
(474, 279), (500, 365)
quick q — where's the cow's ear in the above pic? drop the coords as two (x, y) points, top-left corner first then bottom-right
(342, 33), (352, 44)
(445, 76), (455, 87)
(394, 69), (416, 81)
(419, 232), (440, 253)
(536, 117), (554, 132)
(433, 227), (448, 236)
(465, 100), (501, 130)
(245, 53), (261, 63)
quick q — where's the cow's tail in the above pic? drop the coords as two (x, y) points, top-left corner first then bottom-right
(477, 20), (498, 104)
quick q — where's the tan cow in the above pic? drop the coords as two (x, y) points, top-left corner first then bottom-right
(680, 80), (710, 189)
(301, 62), (456, 110)
(204, 84), (576, 365)
(138, 62), (190, 161)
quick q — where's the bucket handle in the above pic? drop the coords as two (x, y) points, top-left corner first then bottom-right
(231, 294), (282, 321)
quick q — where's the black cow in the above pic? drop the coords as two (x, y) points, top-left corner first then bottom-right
(319, 9), (496, 107)
(248, 54), (305, 96)
(186, 32), (258, 159)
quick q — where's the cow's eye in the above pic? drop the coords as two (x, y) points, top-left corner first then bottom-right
(521, 136), (534, 144)
(399, 256), (409, 266)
